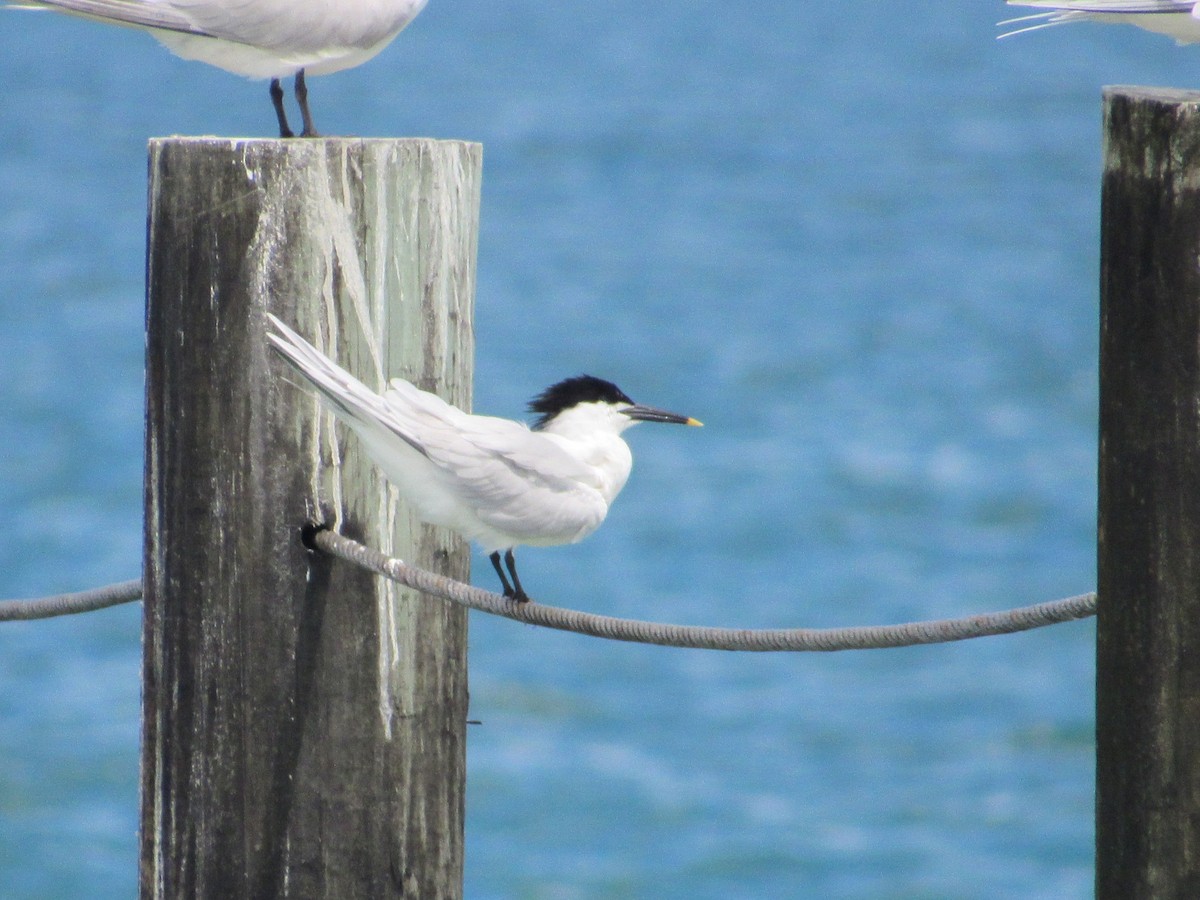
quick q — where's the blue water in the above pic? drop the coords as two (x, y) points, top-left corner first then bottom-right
(2, 1), (1184, 895)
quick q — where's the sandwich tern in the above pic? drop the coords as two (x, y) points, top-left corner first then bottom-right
(1001, 1), (1200, 43)
(11, 0), (429, 136)
(266, 315), (702, 602)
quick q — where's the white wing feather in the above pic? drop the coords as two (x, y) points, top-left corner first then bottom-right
(8, 0), (210, 36)
(1002, 1), (1200, 42)
(1008, 1), (1194, 10)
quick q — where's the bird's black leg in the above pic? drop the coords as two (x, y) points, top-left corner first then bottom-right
(489, 551), (516, 599)
(295, 70), (319, 138)
(503, 549), (530, 602)
(270, 78), (294, 138)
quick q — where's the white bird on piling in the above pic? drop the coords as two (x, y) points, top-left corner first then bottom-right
(266, 314), (703, 602)
(9, 0), (429, 137)
(1001, 1), (1200, 44)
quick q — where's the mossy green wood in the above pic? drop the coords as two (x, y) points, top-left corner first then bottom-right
(142, 138), (479, 899)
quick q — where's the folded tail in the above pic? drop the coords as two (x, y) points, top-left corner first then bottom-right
(266, 313), (428, 458)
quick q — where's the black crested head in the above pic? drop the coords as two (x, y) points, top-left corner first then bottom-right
(528, 375), (633, 429)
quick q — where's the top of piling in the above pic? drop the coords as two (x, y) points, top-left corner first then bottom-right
(1103, 86), (1200, 105)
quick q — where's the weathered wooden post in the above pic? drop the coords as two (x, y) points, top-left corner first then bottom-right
(1097, 87), (1200, 897)
(141, 138), (480, 898)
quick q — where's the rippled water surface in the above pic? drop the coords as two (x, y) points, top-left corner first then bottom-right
(3, 1), (1185, 895)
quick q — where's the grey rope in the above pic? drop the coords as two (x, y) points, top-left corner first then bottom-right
(0, 578), (143, 622)
(310, 529), (1097, 652)
(0, 532), (1098, 648)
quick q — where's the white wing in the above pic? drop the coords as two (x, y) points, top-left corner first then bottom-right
(10, 0), (428, 58)
(166, 0), (427, 55)
(268, 316), (607, 548)
(376, 379), (608, 544)
(9, 0), (211, 36)
(1007, 1), (1194, 10)
(1002, 1), (1200, 41)
(414, 413), (610, 546)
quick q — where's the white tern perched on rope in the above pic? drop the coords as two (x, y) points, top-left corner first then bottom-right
(266, 315), (702, 602)
(1001, 1), (1200, 43)
(9, 0), (428, 137)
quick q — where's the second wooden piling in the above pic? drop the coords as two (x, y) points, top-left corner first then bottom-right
(1097, 87), (1200, 898)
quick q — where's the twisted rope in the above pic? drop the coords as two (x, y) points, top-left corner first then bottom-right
(0, 532), (1097, 649)
(0, 578), (143, 622)
(310, 529), (1096, 652)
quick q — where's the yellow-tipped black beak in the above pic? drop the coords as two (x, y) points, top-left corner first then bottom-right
(624, 404), (703, 426)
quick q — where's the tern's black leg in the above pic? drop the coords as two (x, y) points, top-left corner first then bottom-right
(295, 70), (319, 137)
(503, 549), (529, 603)
(270, 78), (294, 138)
(489, 551), (516, 599)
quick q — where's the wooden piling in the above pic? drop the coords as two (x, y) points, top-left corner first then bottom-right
(1097, 87), (1200, 897)
(140, 138), (480, 898)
